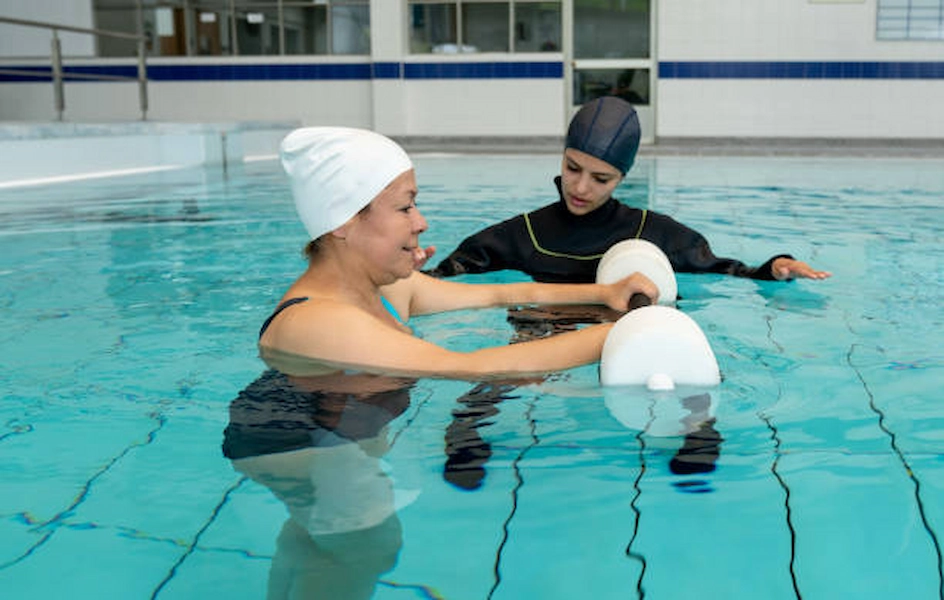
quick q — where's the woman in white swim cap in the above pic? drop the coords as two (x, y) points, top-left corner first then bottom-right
(259, 126), (658, 379)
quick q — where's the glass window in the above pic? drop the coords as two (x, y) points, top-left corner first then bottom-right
(235, 7), (281, 55)
(574, 68), (650, 106)
(876, 0), (944, 40)
(514, 2), (561, 52)
(410, 3), (458, 53)
(409, 1), (561, 54)
(331, 4), (370, 54)
(92, 0), (366, 57)
(92, 0), (152, 57)
(283, 6), (328, 55)
(463, 2), (509, 53)
(574, 0), (650, 59)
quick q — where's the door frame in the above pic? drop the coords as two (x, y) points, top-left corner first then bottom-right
(561, 0), (657, 144)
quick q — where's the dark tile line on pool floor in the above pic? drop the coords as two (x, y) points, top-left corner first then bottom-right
(0, 412), (168, 571)
(847, 342), (944, 598)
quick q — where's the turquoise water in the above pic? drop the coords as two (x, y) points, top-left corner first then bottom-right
(1, 154), (943, 599)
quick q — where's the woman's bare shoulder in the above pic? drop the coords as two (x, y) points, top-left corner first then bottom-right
(259, 296), (446, 375)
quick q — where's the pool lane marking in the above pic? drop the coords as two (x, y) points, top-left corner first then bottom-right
(149, 475), (249, 600)
(847, 343), (944, 600)
(623, 401), (655, 599)
(487, 396), (540, 600)
(0, 412), (168, 571)
(758, 403), (802, 600)
(758, 313), (803, 599)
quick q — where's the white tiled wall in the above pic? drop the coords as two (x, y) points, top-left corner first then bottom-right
(0, 0), (942, 140)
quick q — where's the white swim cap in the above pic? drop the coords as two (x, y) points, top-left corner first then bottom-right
(280, 127), (413, 240)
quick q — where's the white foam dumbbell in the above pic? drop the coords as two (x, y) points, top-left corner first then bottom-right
(596, 239), (720, 390)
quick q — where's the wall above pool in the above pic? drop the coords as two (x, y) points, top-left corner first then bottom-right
(0, 1), (942, 142)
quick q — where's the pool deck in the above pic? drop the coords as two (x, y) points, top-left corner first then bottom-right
(1, 121), (943, 187)
(394, 135), (944, 158)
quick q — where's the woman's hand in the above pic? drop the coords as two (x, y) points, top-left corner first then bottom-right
(604, 272), (659, 311)
(412, 245), (436, 270)
(771, 257), (832, 281)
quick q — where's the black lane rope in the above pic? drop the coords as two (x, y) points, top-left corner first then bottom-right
(847, 343), (943, 600)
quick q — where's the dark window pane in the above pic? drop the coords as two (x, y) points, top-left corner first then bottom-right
(283, 6), (327, 55)
(410, 3), (457, 53)
(462, 2), (509, 52)
(574, 0), (650, 59)
(514, 2), (561, 52)
(235, 8), (281, 55)
(574, 68), (650, 106)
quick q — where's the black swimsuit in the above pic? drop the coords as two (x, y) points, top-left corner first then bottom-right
(258, 297), (310, 339)
(258, 295), (405, 340)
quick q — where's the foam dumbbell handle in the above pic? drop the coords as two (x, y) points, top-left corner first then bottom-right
(629, 293), (652, 311)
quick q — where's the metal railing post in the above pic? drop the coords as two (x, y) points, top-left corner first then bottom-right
(278, 0), (285, 55)
(135, 0), (148, 121)
(1, 15), (149, 122)
(50, 30), (64, 121)
(229, 0), (239, 56)
(137, 38), (149, 121)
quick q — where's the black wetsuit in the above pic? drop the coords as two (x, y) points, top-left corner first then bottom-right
(428, 176), (790, 283)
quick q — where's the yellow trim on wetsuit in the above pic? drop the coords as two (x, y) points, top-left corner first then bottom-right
(523, 209), (648, 260)
(634, 209), (648, 239)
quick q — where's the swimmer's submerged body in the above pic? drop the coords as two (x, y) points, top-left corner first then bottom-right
(222, 369), (413, 599)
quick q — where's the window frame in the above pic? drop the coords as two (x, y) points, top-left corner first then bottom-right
(407, 0), (562, 55)
(92, 0), (371, 57)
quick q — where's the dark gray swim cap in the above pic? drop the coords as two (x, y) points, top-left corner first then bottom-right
(565, 96), (641, 174)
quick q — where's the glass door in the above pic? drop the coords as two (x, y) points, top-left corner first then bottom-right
(563, 0), (655, 142)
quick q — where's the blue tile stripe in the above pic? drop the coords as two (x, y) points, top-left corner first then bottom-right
(403, 61), (563, 79)
(2, 60), (942, 83)
(147, 63), (373, 81)
(659, 61), (944, 79)
(0, 61), (563, 82)
(372, 61), (401, 79)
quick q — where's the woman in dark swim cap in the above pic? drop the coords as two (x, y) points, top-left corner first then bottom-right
(428, 96), (831, 283)
(426, 96), (829, 491)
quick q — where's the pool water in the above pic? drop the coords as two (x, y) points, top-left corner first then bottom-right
(1, 154), (943, 599)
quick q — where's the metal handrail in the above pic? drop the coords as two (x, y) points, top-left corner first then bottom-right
(0, 15), (149, 121)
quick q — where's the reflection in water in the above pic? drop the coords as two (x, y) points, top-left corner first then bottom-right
(440, 305), (620, 491)
(603, 388), (724, 492)
(505, 304), (621, 342)
(443, 383), (520, 491)
(669, 418), (723, 476)
(222, 369), (417, 600)
(668, 394), (723, 476)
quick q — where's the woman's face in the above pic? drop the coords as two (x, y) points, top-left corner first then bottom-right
(559, 148), (623, 216)
(347, 169), (428, 283)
